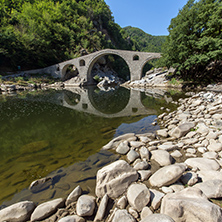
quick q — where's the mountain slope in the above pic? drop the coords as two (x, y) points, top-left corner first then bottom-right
(0, 0), (134, 70)
(124, 26), (166, 53)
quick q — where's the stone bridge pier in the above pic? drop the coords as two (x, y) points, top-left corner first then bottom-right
(39, 49), (161, 83)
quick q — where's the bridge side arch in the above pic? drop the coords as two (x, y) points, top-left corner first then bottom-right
(60, 60), (80, 80)
(86, 51), (132, 83)
(139, 54), (162, 79)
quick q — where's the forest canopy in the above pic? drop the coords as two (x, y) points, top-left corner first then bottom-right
(123, 26), (166, 53)
(0, 0), (137, 70)
(160, 0), (222, 82)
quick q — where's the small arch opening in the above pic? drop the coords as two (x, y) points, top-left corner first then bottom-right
(80, 59), (85, 66)
(57, 66), (60, 71)
(132, 108), (138, 113)
(63, 64), (79, 81)
(82, 103), (88, 109)
(133, 55), (139, 61)
(64, 90), (81, 106)
(141, 59), (160, 78)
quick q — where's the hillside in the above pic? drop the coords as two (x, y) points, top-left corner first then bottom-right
(0, 0), (136, 71)
(124, 26), (166, 53)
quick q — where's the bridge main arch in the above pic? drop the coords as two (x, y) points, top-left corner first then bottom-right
(86, 50), (131, 84)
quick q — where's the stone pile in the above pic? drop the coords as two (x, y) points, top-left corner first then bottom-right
(122, 67), (179, 89)
(1, 91), (222, 222)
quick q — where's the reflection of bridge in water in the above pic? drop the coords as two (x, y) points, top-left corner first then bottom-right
(61, 88), (157, 118)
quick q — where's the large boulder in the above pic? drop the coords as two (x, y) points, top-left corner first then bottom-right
(198, 170), (222, 182)
(140, 214), (175, 222)
(149, 163), (186, 187)
(94, 194), (109, 221)
(112, 209), (135, 222)
(127, 183), (150, 212)
(169, 122), (195, 138)
(58, 215), (85, 222)
(95, 160), (138, 198)
(185, 158), (220, 171)
(76, 195), (95, 217)
(116, 141), (130, 155)
(31, 198), (65, 221)
(151, 150), (173, 166)
(66, 185), (82, 206)
(0, 201), (36, 222)
(193, 180), (222, 199)
(150, 189), (165, 210)
(161, 187), (222, 222)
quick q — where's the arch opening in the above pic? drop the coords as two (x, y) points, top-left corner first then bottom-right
(88, 87), (130, 115)
(62, 64), (79, 81)
(141, 58), (160, 79)
(80, 59), (85, 66)
(88, 53), (130, 84)
(133, 55), (139, 61)
(64, 90), (81, 106)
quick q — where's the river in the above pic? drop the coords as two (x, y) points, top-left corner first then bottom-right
(0, 86), (182, 208)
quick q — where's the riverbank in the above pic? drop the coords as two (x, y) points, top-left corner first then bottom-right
(1, 90), (222, 221)
(1, 68), (222, 95)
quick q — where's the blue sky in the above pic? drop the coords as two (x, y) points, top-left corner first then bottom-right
(104, 0), (188, 36)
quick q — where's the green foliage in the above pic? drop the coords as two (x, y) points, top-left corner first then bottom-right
(0, 0), (132, 70)
(106, 55), (130, 80)
(123, 26), (167, 53)
(14, 76), (24, 82)
(93, 74), (102, 82)
(169, 78), (182, 85)
(160, 0), (222, 82)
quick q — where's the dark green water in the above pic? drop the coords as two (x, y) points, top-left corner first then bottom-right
(0, 87), (180, 207)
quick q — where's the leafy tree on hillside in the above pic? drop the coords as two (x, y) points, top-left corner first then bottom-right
(160, 0), (222, 82)
(0, 0), (134, 70)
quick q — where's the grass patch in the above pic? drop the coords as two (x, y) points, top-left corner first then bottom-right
(169, 77), (183, 85)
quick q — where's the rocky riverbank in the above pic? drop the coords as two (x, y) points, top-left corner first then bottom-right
(1, 90), (222, 221)
(1, 67), (222, 94)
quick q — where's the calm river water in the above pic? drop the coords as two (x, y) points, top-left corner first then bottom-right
(0, 86), (181, 208)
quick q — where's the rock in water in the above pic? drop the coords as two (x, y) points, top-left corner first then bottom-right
(29, 177), (52, 193)
(95, 160), (138, 198)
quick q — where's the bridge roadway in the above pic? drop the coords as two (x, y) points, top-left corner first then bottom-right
(26, 49), (161, 83)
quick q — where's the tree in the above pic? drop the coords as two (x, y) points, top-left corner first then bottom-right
(161, 0), (222, 82)
(0, 0), (133, 71)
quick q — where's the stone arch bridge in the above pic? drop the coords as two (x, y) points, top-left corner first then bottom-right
(33, 49), (161, 83)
